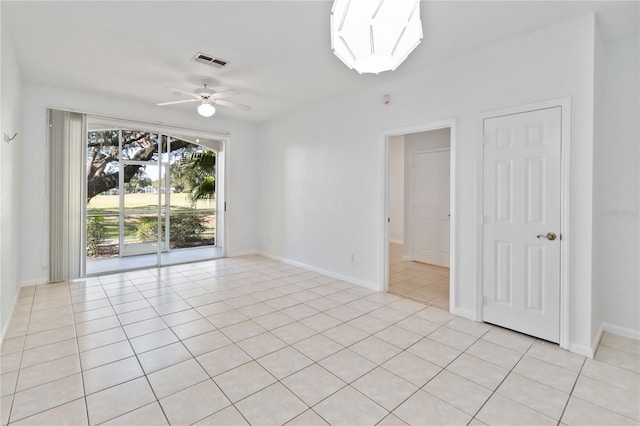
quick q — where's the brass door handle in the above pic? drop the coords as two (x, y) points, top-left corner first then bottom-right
(537, 232), (557, 241)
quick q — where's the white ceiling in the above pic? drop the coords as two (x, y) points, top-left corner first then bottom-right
(3, 1), (638, 122)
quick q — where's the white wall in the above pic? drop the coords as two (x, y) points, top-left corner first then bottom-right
(20, 85), (260, 286)
(1, 21), (24, 338)
(596, 34), (640, 338)
(258, 14), (598, 351)
(388, 135), (404, 244)
(403, 129), (451, 259)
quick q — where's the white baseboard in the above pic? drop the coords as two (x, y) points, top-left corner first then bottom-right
(389, 239), (404, 245)
(601, 322), (640, 340)
(1, 290), (20, 342)
(257, 252), (379, 291)
(452, 307), (479, 322)
(402, 255), (413, 262)
(20, 279), (48, 287)
(569, 342), (596, 358)
(227, 250), (258, 257)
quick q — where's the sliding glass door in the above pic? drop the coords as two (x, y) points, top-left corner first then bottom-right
(85, 123), (221, 275)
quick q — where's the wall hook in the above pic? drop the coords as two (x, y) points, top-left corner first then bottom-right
(3, 133), (18, 143)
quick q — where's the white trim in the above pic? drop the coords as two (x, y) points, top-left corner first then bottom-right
(477, 97), (572, 348)
(570, 342), (596, 359)
(452, 307), (477, 322)
(20, 279), (49, 287)
(1, 291), (20, 342)
(227, 250), (258, 257)
(602, 322), (640, 341)
(380, 118), (457, 313)
(258, 252), (378, 291)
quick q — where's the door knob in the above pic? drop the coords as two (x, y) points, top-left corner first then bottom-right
(537, 232), (557, 241)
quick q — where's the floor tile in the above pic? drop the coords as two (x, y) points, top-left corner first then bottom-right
(352, 367), (418, 411)
(20, 338), (78, 369)
(424, 370), (492, 416)
(147, 358), (209, 399)
(10, 374), (84, 422)
(406, 338), (461, 367)
(171, 318), (216, 340)
(496, 372), (569, 420)
(257, 346), (314, 380)
(374, 325), (423, 349)
(122, 317), (168, 339)
(395, 315), (440, 336)
(10, 398), (87, 426)
(207, 310), (249, 328)
(137, 342), (192, 374)
(382, 351), (441, 387)
(75, 315), (122, 337)
(83, 356), (144, 395)
(445, 317), (492, 338)
(476, 393), (557, 426)
(271, 322), (317, 345)
(194, 405), (249, 426)
(301, 313), (342, 333)
(1, 394), (12, 425)
(594, 345), (640, 373)
(293, 334), (344, 362)
(221, 320), (267, 342)
(77, 327), (127, 352)
(572, 374), (639, 420)
(80, 340), (134, 371)
(394, 389), (471, 426)
(102, 402), (168, 426)
(23, 325), (76, 351)
(481, 327), (535, 353)
(282, 364), (345, 406)
(160, 379), (230, 425)
(129, 328), (178, 354)
(561, 396), (638, 426)
(429, 326), (478, 351)
(235, 382), (307, 426)
(214, 361), (277, 402)
(16, 354), (81, 392)
(527, 340), (585, 372)
(182, 330), (232, 356)
(446, 353), (509, 390)
(376, 413), (409, 426)
(600, 332), (640, 355)
(314, 386), (388, 426)
(286, 409), (329, 426)
(86, 376), (156, 425)
(350, 336), (402, 364)
(161, 309), (203, 327)
(581, 357), (640, 393)
(253, 311), (295, 330)
(513, 355), (579, 393)
(465, 338), (523, 370)
(237, 332), (287, 358)
(322, 323), (369, 347)
(197, 343), (252, 377)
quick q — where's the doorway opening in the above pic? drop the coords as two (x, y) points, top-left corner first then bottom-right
(382, 120), (456, 313)
(84, 117), (226, 275)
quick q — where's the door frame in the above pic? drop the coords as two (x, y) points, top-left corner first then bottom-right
(478, 97), (571, 349)
(407, 147), (452, 266)
(380, 118), (457, 313)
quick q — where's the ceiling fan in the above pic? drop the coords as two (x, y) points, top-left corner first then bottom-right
(157, 84), (251, 117)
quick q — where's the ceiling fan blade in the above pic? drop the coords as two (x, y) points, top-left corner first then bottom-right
(211, 89), (240, 100)
(157, 99), (200, 106)
(214, 99), (252, 111)
(168, 87), (201, 99)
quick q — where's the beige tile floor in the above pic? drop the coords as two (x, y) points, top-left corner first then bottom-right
(388, 244), (450, 310)
(1, 255), (639, 425)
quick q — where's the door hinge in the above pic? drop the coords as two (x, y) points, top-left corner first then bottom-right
(224, 202), (227, 212)
(387, 218), (390, 223)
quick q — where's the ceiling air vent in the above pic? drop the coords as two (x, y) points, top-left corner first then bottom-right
(192, 52), (228, 68)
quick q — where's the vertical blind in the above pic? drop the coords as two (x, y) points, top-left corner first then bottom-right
(49, 109), (86, 282)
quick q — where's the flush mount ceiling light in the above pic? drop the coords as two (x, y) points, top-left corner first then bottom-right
(197, 100), (216, 117)
(330, 0), (423, 74)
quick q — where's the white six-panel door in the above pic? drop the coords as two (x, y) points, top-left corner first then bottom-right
(410, 149), (450, 267)
(482, 107), (561, 343)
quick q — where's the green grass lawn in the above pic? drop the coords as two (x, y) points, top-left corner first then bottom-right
(87, 193), (216, 214)
(87, 193), (216, 240)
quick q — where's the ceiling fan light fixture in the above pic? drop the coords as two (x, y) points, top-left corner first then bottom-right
(330, 0), (423, 74)
(197, 100), (216, 117)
